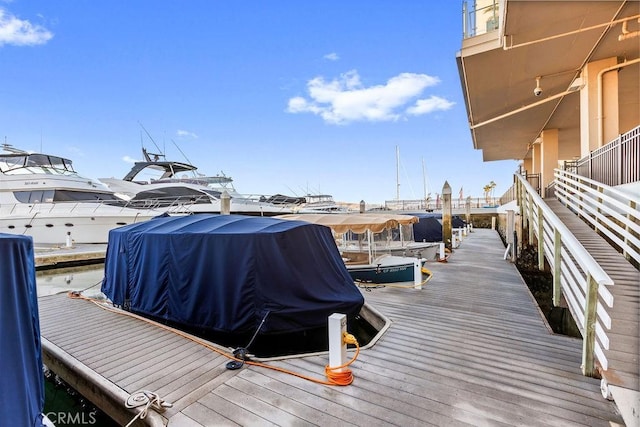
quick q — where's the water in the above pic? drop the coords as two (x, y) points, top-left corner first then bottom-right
(37, 264), (118, 427)
(36, 263), (106, 298)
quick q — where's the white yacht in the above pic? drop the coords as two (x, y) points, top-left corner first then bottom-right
(99, 148), (293, 216)
(0, 144), (161, 245)
(295, 193), (350, 213)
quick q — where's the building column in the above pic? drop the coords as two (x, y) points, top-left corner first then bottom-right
(532, 141), (542, 176)
(580, 57), (619, 156)
(540, 129), (559, 196)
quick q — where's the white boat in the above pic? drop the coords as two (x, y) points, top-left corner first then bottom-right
(100, 148), (293, 216)
(295, 193), (350, 213)
(0, 144), (161, 245)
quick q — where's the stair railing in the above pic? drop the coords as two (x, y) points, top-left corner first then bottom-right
(515, 173), (614, 376)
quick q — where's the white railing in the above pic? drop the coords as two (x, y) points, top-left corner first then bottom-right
(516, 173), (615, 376)
(384, 197), (499, 211)
(554, 169), (640, 267)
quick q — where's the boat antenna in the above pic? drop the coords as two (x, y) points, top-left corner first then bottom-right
(285, 185), (299, 196)
(170, 138), (194, 165)
(396, 146), (400, 200)
(422, 157), (431, 200)
(138, 121), (164, 155)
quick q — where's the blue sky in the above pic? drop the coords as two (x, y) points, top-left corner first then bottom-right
(0, 1), (518, 205)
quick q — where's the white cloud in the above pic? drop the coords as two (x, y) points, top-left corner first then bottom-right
(323, 52), (339, 61)
(176, 129), (198, 139)
(286, 70), (451, 124)
(0, 8), (53, 47)
(122, 155), (138, 164)
(406, 96), (455, 115)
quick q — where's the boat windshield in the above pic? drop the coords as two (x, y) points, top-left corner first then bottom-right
(0, 154), (76, 175)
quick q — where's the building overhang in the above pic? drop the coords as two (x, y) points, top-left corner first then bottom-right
(457, 0), (640, 162)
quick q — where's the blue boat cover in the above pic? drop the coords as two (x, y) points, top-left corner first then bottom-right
(102, 214), (364, 335)
(405, 213), (466, 243)
(0, 234), (45, 426)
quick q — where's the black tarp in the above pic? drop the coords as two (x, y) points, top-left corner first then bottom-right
(405, 213), (467, 243)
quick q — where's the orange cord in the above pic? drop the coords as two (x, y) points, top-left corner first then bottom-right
(67, 292), (359, 386)
(324, 344), (359, 385)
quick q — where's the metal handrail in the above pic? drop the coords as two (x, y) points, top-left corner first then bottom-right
(515, 173), (614, 376)
(574, 125), (640, 186)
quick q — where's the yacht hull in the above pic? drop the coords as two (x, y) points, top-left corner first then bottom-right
(0, 205), (157, 245)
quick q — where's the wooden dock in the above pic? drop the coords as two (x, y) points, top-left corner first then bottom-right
(35, 243), (107, 269)
(38, 229), (627, 426)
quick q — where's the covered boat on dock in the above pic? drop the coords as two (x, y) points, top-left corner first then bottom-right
(101, 214), (365, 356)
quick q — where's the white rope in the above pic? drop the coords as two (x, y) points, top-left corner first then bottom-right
(124, 390), (172, 427)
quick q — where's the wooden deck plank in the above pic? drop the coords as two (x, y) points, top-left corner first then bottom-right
(37, 229), (627, 426)
(126, 350), (224, 394)
(282, 352), (613, 426)
(547, 200), (640, 390)
(163, 363), (239, 414)
(197, 391), (279, 426)
(179, 402), (240, 427)
(104, 339), (200, 382)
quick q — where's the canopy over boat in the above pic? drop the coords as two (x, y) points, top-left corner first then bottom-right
(276, 213), (418, 234)
(102, 214), (364, 336)
(0, 233), (45, 426)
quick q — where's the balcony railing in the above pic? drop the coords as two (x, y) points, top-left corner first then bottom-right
(565, 125), (640, 187)
(462, 0), (499, 39)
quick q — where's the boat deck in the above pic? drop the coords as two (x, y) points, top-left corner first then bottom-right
(38, 229), (626, 426)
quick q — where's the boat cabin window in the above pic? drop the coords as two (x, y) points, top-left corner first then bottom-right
(14, 190), (55, 203)
(52, 190), (120, 202)
(132, 187), (213, 205)
(14, 190), (119, 203)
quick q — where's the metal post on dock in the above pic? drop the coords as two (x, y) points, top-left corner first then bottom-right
(442, 181), (452, 250)
(328, 313), (347, 371)
(465, 196), (471, 226)
(413, 259), (422, 289)
(221, 191), (231, 215)
(506, 210), (515, 262)
(65, 232), (72, 248)
(359, 200), (365, 213)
